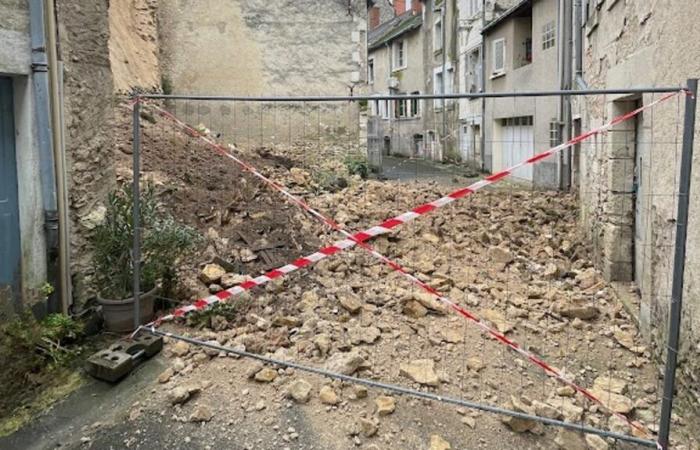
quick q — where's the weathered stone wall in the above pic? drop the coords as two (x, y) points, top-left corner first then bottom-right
(56, 1), (116, 303)
(574, 0), (700, 410)
(157, 0), (367, 147)
(158, 0), (367, 96)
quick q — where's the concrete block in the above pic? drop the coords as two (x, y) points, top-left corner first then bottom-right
(86, 335), (163, 382)
(86, 349), (134, 383)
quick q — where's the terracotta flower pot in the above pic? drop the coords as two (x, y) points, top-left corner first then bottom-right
(97, 287), (158, 333)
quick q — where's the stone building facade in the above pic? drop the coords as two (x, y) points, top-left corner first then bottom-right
(421, 0), (460, 162)
(368, 0), (426, 158)
(574, 0), (700, 409)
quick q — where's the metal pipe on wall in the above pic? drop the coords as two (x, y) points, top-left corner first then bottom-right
(44, 0), (72, 313)
(28, 0), (60, 314)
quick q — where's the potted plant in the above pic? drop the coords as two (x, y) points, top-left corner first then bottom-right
(91, 184), (198, 332)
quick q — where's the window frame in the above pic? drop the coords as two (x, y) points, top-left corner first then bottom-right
(542, 20), (556, 50)
(492, 38), (506, 76)
(466, 47), (482, 93)
(433, 17), (443, 52)
(466, 0), (481, 18)
(392, 40), (407, 71)
(368, 58), (375, 84)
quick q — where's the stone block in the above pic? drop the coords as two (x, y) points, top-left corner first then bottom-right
(603, 223), (634, 263)
(606, 129), (635, 159)
(602, 192), (634, 225)
(603, 258), (633, 282)
(606, 158), (635, 193)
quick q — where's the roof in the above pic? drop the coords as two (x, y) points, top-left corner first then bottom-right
(368, 11), (423, 50)
(482, 0), (531, 35)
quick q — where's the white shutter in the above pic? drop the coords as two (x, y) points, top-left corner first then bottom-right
(493, 39), (505, 74)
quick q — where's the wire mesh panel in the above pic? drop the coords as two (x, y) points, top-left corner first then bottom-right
(127, 86), (697, 450)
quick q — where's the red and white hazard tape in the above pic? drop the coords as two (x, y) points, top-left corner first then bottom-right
(138, 91), (682, 437)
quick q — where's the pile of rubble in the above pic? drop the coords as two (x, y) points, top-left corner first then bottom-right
(108, 106), (696, 448)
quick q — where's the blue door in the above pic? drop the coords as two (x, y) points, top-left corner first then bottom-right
(0, 77), (21, 311)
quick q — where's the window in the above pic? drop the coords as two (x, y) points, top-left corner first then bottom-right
(434, 70), (444, 108)
(433, 18), (443, 51)
(542, 21), (556, 49)
(396, 94), (421, 119)
(446, 67), (454, 98)
(524, 37), (532, 63)
(466, 48), (482, 93)
(368, 58), (375, 84)
(466, 0), (481, 17)
(405, 0), (413, 12)
(375, 100), (390, 119)
(433, 67), (452, 108)
(410, 91), (420, 117)
(492, 38), (505, 75)
(393, 40), (407, 70)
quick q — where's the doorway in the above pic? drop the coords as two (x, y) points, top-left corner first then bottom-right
(0, 77), (21, 311)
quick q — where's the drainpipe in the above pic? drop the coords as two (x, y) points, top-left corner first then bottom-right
(557, 0), (573, 190)
(573, 0), (587, 89)
(45, 0), (72, 312)
(29, 0), (60, 314)
(480, 0), (486, 171)
(441, 1), (447, 160)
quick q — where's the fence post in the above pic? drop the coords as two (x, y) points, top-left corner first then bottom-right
(657, 79), (697, 449)
(132, 98), (142, 330)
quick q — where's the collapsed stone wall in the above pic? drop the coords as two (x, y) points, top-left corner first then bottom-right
(56, 0), (116, 303)
(108, 0), (161, 92)
(575, 0), (700, 411)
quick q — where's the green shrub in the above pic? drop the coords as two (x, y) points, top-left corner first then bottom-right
(344, 155), (369, 179)
(161, 75), (174, 95)
(91, 184), (200, 299)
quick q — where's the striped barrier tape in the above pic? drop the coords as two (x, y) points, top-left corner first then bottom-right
(138, 91), (682, 437)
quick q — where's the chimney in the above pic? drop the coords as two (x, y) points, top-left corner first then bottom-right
(394, 0), (406, 15)
(369, 6), (380, 29)
(412, 1), (422, 13)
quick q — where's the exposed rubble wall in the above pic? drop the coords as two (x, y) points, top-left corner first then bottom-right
(108, 0), (161, 92)
(574, 0), (700, 411)
(56, 0), (116, 302)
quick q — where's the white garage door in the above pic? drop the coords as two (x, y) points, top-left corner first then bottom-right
(501, 116), (534, 182)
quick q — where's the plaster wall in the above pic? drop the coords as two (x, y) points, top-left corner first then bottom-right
(483, 0), (560, 188)
(0, 1), (48, 317)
